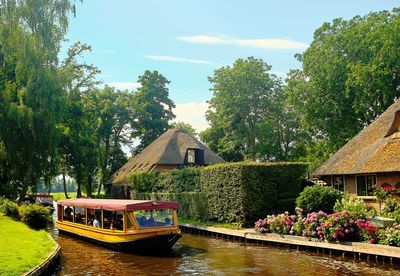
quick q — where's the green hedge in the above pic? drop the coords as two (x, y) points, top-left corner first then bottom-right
(121, 162), (308, 226)
(135, 192), (208, 221)
(201, 162), (308, 226)
(130, 167), (201, 195)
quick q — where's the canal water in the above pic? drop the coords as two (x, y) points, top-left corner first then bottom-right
(54, 232), (400, 275)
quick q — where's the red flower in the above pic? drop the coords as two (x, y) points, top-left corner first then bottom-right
(383, 186), (394, 191)
(370, 238), (375, 244)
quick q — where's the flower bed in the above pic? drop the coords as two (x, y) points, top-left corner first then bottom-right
(254, 209), (391, 245)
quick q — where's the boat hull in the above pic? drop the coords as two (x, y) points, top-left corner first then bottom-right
(58, 228), (181, 252)
(56, 221), (181, 253)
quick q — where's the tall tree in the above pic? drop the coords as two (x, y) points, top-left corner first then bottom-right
(58, 42), (100, 198)
(132, 70), (175, 154)
(0, 0), (75, 199)
(85, 86), (133, 195)
(287, 9), (400, 165)
(171, 121), (198, 137)
(200, 57), (291, 161)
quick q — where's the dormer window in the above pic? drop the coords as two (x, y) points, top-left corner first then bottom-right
(187, 149), (195, 163)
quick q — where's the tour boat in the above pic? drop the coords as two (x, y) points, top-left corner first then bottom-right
(56, 198), (181, 252)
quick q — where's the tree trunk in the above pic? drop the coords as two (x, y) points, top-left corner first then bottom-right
(87, 174), (92, 198)
(98, 137), (110, 195)
(76, 165), (82, 198)
(62, 173), (69, 199)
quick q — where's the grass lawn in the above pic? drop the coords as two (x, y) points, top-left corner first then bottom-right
(51, 191), (108, 201)
(51, 192), (78, 201)
(0, 214), (56, 276)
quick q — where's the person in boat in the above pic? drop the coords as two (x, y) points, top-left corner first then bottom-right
(93, 217), (101, 228)
(64, 206), (73, 221)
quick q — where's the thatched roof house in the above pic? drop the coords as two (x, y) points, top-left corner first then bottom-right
(313, 99), (400, 205)
(109, 128), (225, 185)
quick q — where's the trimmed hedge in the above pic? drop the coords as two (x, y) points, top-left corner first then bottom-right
(136, 192), (208, 221)
(122, 162), (308, 226)
(130, 167), (201, 195)
(201, 162), (308, 226)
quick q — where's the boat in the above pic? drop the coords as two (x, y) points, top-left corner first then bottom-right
(56, 198), (181, 252)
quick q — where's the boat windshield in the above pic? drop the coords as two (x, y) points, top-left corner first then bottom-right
(134, 209), (174, 228)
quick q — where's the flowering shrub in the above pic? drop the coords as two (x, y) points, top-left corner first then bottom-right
(379, 224), (400, 247)
(254, 209), (381, 244)
(265, 212), (297, 235)
(254, 212), (297, 235)
(255, 219), (268, 233)
(356, 218), (379, 243)
(334, 193), (375, 219)
(302, 211), (328, 240)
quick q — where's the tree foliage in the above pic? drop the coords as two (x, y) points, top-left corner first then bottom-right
(171, 121), (198, 137)
(287, 9), (400, 165)
(201, 57), (305, 161)
(132, 70), (175, 154)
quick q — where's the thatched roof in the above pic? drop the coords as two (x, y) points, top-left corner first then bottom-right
(313, 99), (400, 176)
(109, 128), (226, 184)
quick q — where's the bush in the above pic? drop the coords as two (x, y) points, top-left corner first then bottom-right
(201, 162), (308, 226)
(379, 224), (400, 247)
(334, 193), (375, 219)
(19, 204), (51, 230)
(296, 185), (342, 214)
(0, 198), (19, 220)
(302, 211), (329, 240)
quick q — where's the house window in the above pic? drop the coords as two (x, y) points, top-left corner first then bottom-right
(187, 149), (195, 163)
(332, 176), (344, 192)
(356, 175), (375, 196)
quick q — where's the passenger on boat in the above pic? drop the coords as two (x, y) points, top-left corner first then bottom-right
(64, 206), (73, 221)
(93, 217), (101, 228)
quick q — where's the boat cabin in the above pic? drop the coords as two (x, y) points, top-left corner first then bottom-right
(56, 198), (181, 251)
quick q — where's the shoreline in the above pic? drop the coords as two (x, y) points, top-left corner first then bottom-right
(179, 222), (400, 263)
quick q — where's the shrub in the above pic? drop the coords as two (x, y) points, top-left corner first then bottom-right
(265, 212), (297, 235)
(321, 211), (361, 242)
(379, 224), (400, 247)
(334, 193), (375, 219)
(296, 185), (342, 214)
(129, 168), (202, 195)
(302, 211), (329, 240)
(19, 204), (51, 230)
(381, 196), (400, 223)
(254, 212), (297, 235)
(202, 162), (308, 226)
(0, 198), (19, 220)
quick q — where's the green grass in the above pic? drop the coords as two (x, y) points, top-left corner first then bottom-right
(178, 218), (243, 230)
(50, 192), (78, 201)
(50, 191), (107, 201)
(0, 214), (56, 275)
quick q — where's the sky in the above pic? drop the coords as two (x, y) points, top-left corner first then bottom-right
(63, 0), (400, 132)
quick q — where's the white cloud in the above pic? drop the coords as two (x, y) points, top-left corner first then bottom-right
(143, 55), (215, 65)
(107, 82), (141, 90)
(177, 35), (229, 45)
(173, 102), (210, 132)
(177, 35), (309, 50)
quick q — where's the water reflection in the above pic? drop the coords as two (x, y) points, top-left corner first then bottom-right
(55, 232), (400, 276)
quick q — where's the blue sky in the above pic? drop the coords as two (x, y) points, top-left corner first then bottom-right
(63, 0), (399, 131)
